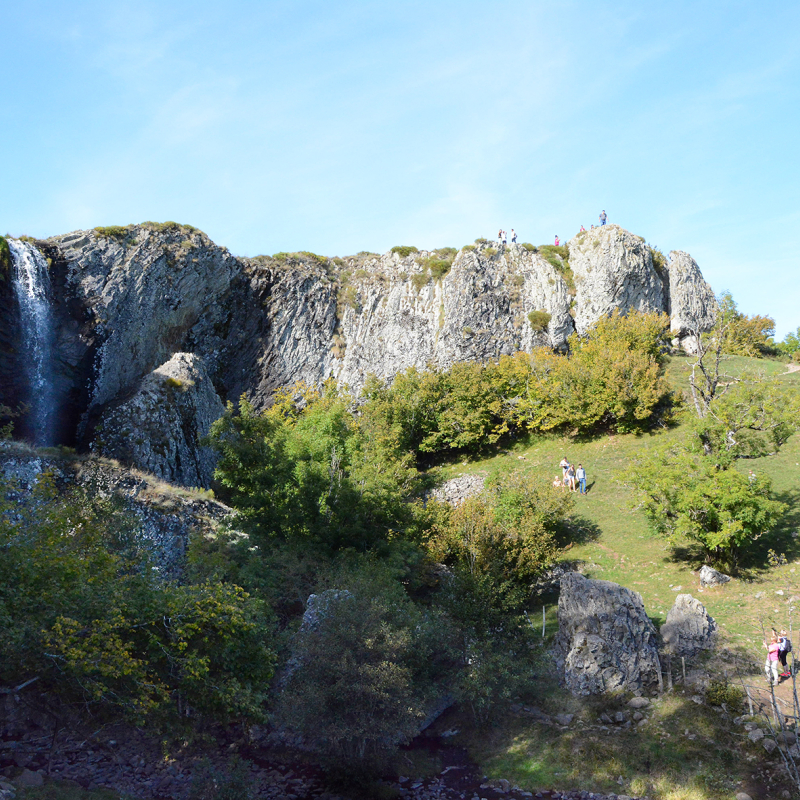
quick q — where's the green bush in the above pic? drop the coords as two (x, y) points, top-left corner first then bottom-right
(463, 244), (476, 252)
(527, 310), (551, 332)
(0, 235), (12, 280)
(650, 246), (668, 275)
(706, 680), (744, 711)
(275, 561), (457, 772)
(411, 271), (430, 291)
(94, 225), (130, 240)
(483, 247), (497, 257)
(0, 474), (275, 725)
(520, 242), (537, 252)
(474, 238), (489, 245)
(391, 245), (419, 257)
(424, 256), (453, 280)
(142, 220), (198, 234)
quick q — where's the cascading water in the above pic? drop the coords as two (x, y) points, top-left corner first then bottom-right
(9, 239), (56, 446)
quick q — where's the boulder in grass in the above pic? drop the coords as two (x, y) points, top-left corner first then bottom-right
(699, 565), (731, 587)
(661, 594), (718, 657)
(554, 572), (662, 696)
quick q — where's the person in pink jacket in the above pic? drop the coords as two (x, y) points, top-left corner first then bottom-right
(765, 634), (781, 685)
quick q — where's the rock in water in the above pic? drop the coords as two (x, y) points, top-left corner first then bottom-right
(568, 225), (665, 335)
(554, 571), (661, 696)
(666, 251), (717, 351)
(661, 594), (718, 658)
(90, 352), (224, 488)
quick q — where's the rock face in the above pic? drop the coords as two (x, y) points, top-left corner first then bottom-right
(554, 571), (662, 696)
(0, 443), (230, 578)
(0, 222), (717, 485)
(666, 251), (718, 351)
(90, 352), (224, 487)
(660, 594), (718, 658)
(568, 225), (666, 335)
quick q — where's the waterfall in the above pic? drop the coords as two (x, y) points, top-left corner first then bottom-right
(9, 239), (55, 446)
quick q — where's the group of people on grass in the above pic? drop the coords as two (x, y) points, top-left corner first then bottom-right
(765, 628), (794, 685)
(554, 456), (587, 494)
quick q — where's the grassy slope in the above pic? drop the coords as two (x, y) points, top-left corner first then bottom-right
(436, 354), (800, 800)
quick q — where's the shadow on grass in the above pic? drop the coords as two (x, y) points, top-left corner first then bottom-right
(562, 516), (602, 547)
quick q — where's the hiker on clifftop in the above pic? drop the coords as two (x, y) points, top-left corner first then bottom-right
(554, 235), (560, 246)
(599, 210), (607, 225)
(511, 229), (517, 243)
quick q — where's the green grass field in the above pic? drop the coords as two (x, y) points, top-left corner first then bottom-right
(435, 354), (800, 799)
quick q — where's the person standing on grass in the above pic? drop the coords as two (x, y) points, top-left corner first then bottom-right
(566, 463), (577, 492)
(577, 463), (587, 494)
(778, 629), (793, 677)
(559, 456), (569, 482)
(765, 634), (781, 685)
(599, 210), (607, 225)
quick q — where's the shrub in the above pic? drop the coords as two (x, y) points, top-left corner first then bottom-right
(94, 225), (130, 240)
(527, 310), (551, 332)
(474, 238), (489, 245)
(424, 256), (453, 280)
(463, 244), (476, 252)
(391, 245), (419, 257)
(650, 246), (668, 275)
(275, 564), (456, 771)
(0, 475), (276, 725)
(483, 247), (497, 257)
(717, 292), (775, 357)
(706, 679), (744, 711)
(142, 220), (198, 234)
(0, 235), (11, 280)
(520, 243), (537, 252)
(411, 271), (430, 291)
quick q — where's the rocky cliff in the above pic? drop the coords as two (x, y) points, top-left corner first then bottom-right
(0, 222), (717, 485)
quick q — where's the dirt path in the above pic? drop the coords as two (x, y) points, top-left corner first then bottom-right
(782, 363), (800, 375)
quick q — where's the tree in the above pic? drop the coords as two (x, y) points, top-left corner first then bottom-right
(622, 445), (786, 569)
(274, 563), (457, 771)
(0, 473), (276, 724)
(425, 471), (572, 610)
(206, 386), (422, 552)
(716, 291), (775, 358)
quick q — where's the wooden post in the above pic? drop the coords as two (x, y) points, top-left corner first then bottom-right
(542, 606), (546, 639)
(744, 683), (754, 717)
(681, 657), (686, 682)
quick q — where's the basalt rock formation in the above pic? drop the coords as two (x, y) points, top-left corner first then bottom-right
(0, 222), (717, 485)
(554, 571), (662, 696)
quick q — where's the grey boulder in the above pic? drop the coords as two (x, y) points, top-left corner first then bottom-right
(554, 571), (662, 696)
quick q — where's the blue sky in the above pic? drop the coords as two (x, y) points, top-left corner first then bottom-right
(2, 1), (798, 337)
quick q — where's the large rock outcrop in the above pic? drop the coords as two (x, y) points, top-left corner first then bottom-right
(49, 223), (237, 420)
(568, 225), (666, 335)
(89, 352), (224, 487)
(666, 251), (718, 351)
(0, 222), (718, 484)
(554, 571), (662, 696)
(660, 594), (718, 658)
(0, 443), (230, 578)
